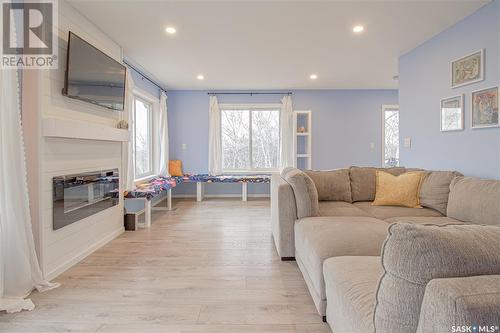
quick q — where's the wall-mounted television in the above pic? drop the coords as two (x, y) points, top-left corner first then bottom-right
(62, 32), (126, 111)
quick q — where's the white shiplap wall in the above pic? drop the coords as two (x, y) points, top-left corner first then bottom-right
(37, 0), (125, 279)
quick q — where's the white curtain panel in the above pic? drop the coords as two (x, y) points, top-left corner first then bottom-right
(158, 92), (170, 177)
(0, 68), (59, 314)
(280, 95), (294, 168)
(208, 96), (222, 175)
(123, 72), (135, 190)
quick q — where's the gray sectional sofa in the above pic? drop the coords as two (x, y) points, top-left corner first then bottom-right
(271, 167), (500, 333)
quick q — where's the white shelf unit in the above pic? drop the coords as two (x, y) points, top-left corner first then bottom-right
(293, 110), (312, 170)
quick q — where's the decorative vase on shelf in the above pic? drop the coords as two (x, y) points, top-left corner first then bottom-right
(117, 120), (129, 129)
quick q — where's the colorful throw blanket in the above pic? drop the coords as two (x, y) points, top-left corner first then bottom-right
(119, 174), (270, 200)
(119, 176), (181, 200)
(183, 174), (271, 183)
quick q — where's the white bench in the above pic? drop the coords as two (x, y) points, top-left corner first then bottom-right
(124, 188), (173, 229)
(195, 181), (248, 202)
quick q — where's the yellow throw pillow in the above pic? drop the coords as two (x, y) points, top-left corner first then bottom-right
(169, 160), (183, 177)
(372, 171), (425, 208)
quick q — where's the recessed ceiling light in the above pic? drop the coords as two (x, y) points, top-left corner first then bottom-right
(353, 25), (364, 33)
(197, 74), (204, 80)
(165, 26), (176, 34)
(309, 74), (318, 80)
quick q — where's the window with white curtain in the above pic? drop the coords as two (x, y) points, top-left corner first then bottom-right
(134, 96), (153, 179)
(382, 105), (400, 167)
(220, 105), (280, 172)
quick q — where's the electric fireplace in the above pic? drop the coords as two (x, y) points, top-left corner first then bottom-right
(52, 169), (119, 230)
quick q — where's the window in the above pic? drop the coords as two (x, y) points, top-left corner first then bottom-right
(382, 105), (400, 167)
(134, 97), (153, 179)
(221, 106), (280, 172)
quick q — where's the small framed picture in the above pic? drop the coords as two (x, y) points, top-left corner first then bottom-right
(471, 86), (499, 129)
(451, 49), (484, 88)
(440, 95), (464, 131)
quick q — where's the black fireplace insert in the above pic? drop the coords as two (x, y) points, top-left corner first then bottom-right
(52, 169), (119, 230)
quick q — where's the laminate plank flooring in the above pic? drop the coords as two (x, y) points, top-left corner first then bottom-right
(0, 199), (330, 333)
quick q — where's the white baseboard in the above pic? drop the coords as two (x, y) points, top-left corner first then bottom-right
(45, 226), (124, 281)
(173, 194), (270, 198)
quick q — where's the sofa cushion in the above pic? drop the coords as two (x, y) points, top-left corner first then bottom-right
(294, 216), (389, 315)
(374, 223), (500, 333)
(305, 169), (352, 202)
(353, 201), (443, 220)
(447, 177), (500, 226)
(324, 256), (382, 333)
(384, 216), (463, 225)
(169, 159), (183, 176)
(416, 275), (500, 333)
(318, 201), (372, 217)
(282, 168), (319, 219)
(349, 166), (407, 202)
(419, 170), (462, 215)
(373, 171), (425, 208)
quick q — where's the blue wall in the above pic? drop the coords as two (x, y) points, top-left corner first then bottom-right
(168, 89), (398, 195)
(399, 0), (500, 179)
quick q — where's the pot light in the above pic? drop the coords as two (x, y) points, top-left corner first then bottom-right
(197, 74), (205, 80)
(165, 26), (177, 34)
(309, 74), (318, 80)
(353, 25), (364, 33)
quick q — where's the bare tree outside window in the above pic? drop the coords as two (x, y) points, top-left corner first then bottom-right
(221, 108), (280, 171)
(134, 98), (153, 178)
(383, 107), (400, 167)
(221, 110), (250, 170)
(252, 110), (279, 169)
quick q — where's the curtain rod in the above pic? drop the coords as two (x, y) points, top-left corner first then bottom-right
(208, 92), (292, 96)
(123, 60), (167, 93)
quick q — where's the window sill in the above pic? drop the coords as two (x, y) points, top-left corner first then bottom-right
(221, 170), (280, 175)
(134, 174), (157, 185)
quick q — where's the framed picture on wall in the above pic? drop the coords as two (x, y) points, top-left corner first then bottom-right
(471, 86), (499, 129)
(440, 95), (464, 131)
(451, 49), (484, 88)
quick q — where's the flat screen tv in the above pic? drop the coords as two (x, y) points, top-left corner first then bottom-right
(63, 32), (126, 111)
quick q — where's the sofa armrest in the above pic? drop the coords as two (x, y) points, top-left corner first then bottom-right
(281, 168), (319, 219)
(374, 224), (500, 333)
(417, 275), (500, 333)
(271, 173), (297, 258)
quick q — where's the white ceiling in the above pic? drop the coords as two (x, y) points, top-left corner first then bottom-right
(68, 0), (488, 90)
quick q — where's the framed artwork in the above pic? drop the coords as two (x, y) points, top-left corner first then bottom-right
(471, 86), (499, 129)
(440, 95), (464, 131)
(451, 49), (484, 88)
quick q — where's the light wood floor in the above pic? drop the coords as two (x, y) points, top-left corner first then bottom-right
(1, 199), (331, 333)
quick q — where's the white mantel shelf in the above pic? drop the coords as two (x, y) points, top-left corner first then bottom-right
(43, 117), (129, 142)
